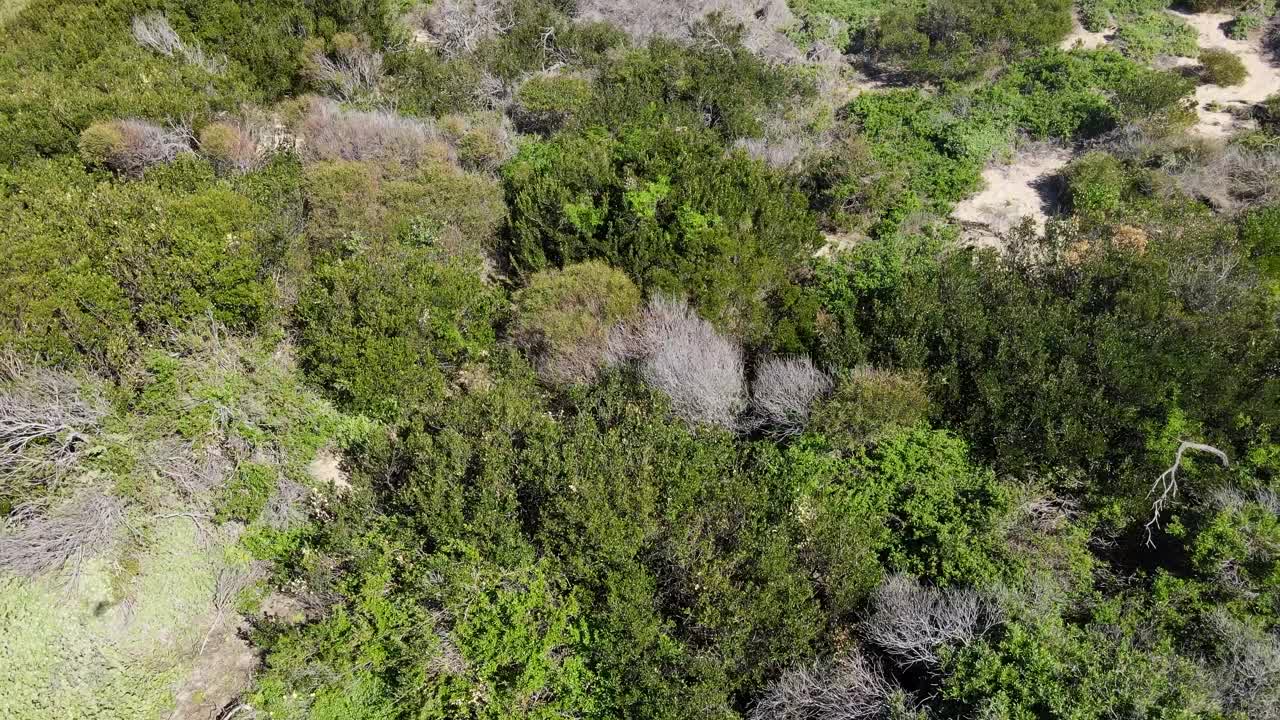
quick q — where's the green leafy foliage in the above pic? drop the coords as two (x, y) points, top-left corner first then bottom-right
(4, 0), (1280, 716)
(0, 156), (281, 371)
(1200, 47), (1249, 86)
(867, 0), (1073, 80)
(502, 125), (819, 341)
(294, 246), (503, 420)
(512, 261), (641, 384)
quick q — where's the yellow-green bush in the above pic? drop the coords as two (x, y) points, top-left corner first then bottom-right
(1200, 48), (1248, 86)
(512, 261), (642, 385)
(77, 121), (126, 167)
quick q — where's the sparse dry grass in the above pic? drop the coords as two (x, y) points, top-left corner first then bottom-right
(298, 98), (453, 171)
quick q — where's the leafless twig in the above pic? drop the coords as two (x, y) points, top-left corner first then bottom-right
(0, 489), (125, 580)
(750, 649), (900, 720)
(132, 12), (226, 74)
(1145, 440), (1229, 548)
(862, 573), (1002, 670)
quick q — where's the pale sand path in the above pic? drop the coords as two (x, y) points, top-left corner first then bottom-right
(952, 146), (1073, 240)
(1060, 17), (1112, 50)
(1167, 9), (1280, 137)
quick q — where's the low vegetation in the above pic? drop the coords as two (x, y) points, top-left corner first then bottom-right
(2, 0), (1279, 718)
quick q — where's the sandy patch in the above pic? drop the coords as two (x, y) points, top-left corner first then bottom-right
(952, 146), (1073, 242)
(168, 619), (257, 720)
(307, 448), (351, 494)
(1168, 9), (1280, 137)
(1060, 18), (1112, 50)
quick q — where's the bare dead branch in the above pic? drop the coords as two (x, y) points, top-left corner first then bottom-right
(132, 12), (226, 74)
(750, 649), (899, 720)
(307, 41), (384, 103)
(750, 356), (833, 436)
(418, 0), (514, 58)
(862, 573), (1003, 670)
(0, 360), (106, 486)
(1145, 440), (1229, 548)
(0, 489), (125, 580)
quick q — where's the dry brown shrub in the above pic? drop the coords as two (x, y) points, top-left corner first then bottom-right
(80, 118), (193, 177)
(199, 111), (283, 175)
(575, 0), (803, 63)
(415, 0), (514, 58)
(1111, 224), (1149, 254)
(305, 33), (385, 102)
(298, 98), (453, 171)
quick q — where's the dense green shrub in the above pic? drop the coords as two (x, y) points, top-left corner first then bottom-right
(1200, 47), (1249, 86)
(1114, 11), (1199, 60)
(502, 124), (819, 341)
(1062, 151), (1131, 221)
(787, 0), (896, 50)
(809, 223), (1280, 503)
(998, 49), (1195, 138)
(941, 610), (1218, 717)
(809, 367), (931, 450)
(867, 0), (1072, 80)
(581, 29), (804, 141)
(303, 159), (505, 260)
(216, 462), (275, 523)
(842, 90), (1011, 227)
(294, 247), (503, 420)
(0, 157), (278, 371)
(511, 73), (593, 134)
(0, 0), (397, 164)
(788, 426), (1015, 614)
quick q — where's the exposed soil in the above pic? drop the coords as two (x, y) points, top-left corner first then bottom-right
(307, 448), (351, 493)
(1168, 9), (1280, 137)
(952, 146), (1072, 243)
(1060, 17), (1112, 50)
(168, 618), (257, 720)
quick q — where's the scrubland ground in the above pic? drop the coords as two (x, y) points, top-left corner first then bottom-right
(1, 0), (1279, 718)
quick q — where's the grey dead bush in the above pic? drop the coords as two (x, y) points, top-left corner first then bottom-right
(575, 0), (802, 63)
(0, 489), (125, 579)
(0, 357), (106, 487)
(299, 99), (453, 170)
(306, 35), (385, 103)
(733, 135), (812, 170)
(609, 295), (747, 430)
(1169, 144), (1280, 211)
(131, 12), (226, 74)
(416, 0), (513, 58)
(80, 118), (193, 177)
(1207, 609), (1280, 719)
(750, 356), (833, 436)
(863, 573), (1003, 669)
(145, 438), (232, 500)
(750, 649), (899, 720)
